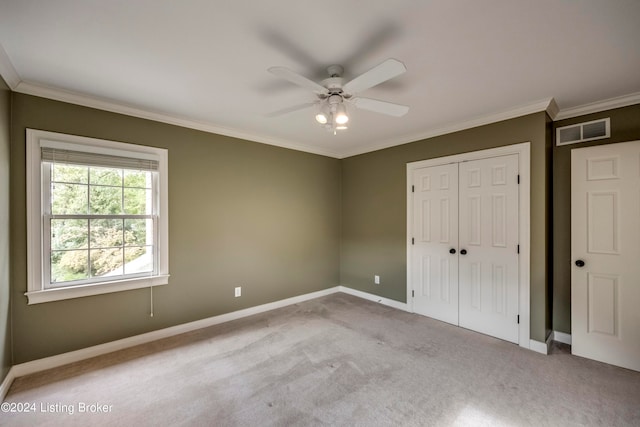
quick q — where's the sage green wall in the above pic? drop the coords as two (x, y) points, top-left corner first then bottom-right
(552, 104), (640, 334)
(0, 78), (11, 381)
(10, 93), (341, 363)
(341, 112), (552, 342)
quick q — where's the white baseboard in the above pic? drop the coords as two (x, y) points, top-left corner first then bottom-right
(529, 340), (548, 355)
(529, 333), (553, 355)
(338, 286), (409, 312)
(0, 367), (16, 401)
(532, 331), (572, 354)
(552, 331), (572, 345)
(10, 286), (342, 381)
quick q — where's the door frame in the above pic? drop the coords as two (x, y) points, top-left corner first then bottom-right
(407, 142), (531, 349)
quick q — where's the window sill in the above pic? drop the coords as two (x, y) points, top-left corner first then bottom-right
(25, 275), (170, 304)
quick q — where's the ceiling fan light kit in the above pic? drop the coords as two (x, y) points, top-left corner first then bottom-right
(268, 58), (409, 135)
(334, 103), (349, 125)
(314, 104), (329, 124)
(314, 95), (350, 134)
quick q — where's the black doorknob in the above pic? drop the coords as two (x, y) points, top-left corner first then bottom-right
(449, 248), (456, 254)
(460, 249), (467, 255)
(575, 259), (585, 267)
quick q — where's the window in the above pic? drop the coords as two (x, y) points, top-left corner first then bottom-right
(26, 129), (169, 304)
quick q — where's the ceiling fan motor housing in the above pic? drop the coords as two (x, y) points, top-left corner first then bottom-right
(326, 65), (343, 77)
(322, 77), (344, 95)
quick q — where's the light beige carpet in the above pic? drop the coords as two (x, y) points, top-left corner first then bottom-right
(2, 293), (640, 426)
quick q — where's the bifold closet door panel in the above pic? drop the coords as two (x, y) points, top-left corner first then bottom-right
(458, 154), (520, 344)
(411, 163), (459, 325)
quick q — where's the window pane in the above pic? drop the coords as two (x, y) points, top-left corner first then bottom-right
(124, 170), (151, 188)
(90, 167), (122, 186)
(51, 250), (89, 284)
(52, 164), (88, 184)
(90, 248), (124, 277)
(124, 246), (153, 274)
(125, 219), (153, 246)
(51, 183), (88, 215)
(51, 219), (88, 250)
(90, 219), (123, 248)
(124, 188), (151, 215)
(90, 185), (122, 214)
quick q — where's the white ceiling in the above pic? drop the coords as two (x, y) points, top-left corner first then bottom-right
(1, 0), (639, 158)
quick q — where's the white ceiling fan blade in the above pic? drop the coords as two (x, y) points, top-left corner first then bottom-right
(343, 59), (407, 95)
(265, 102), (316, 118)
(268, 67), (328, 95)
(352, 97), (409, 117)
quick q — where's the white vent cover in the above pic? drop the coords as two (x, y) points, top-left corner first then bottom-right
(556, 118), (610, 146)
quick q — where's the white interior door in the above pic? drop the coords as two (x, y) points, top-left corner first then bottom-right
(458, 155), (520, 343)
(411, 163), (459, 325)
(571, 140), (640, 371)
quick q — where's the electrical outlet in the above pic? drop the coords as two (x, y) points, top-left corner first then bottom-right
(374, 275), (380, 285)
(235, 286), (241, 297)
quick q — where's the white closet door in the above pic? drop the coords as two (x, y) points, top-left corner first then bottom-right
(411, 163), (459, 325)
(458, 155), (520, 343)
(571, 141), (640, 371)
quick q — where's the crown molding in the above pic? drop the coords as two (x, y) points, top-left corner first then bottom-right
(555, 92), (640, 121)
(546, 98), (560, 120)
(16, 79), (554, 159)
(0, 42), (21, 89)
(13, 81), (343, 158)
(8, 71), (640, 159)
(338, 98), (555, 158)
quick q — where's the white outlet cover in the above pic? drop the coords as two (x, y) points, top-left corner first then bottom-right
(235, 287), (241, 297)
(374, 275), (380, 284)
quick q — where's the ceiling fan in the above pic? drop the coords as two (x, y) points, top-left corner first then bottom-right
(267, 59), (409, 134)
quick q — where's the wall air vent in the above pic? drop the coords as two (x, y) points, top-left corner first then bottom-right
(556, 117), (610, 146)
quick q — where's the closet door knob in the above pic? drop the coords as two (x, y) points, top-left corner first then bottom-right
(449, 248), (456, 254)
(460, 249), (467, 255)
(575, 259), (585, 267)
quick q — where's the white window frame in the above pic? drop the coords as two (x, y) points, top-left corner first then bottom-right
(26, 129), (169, 304)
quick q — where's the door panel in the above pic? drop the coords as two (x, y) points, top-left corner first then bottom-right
(458, 155), (519, 343)
(412, 163), (459, 325)
(572, 141), (640, 371)
(587, 273), (618, 336)
(587, 191), (619, 254)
